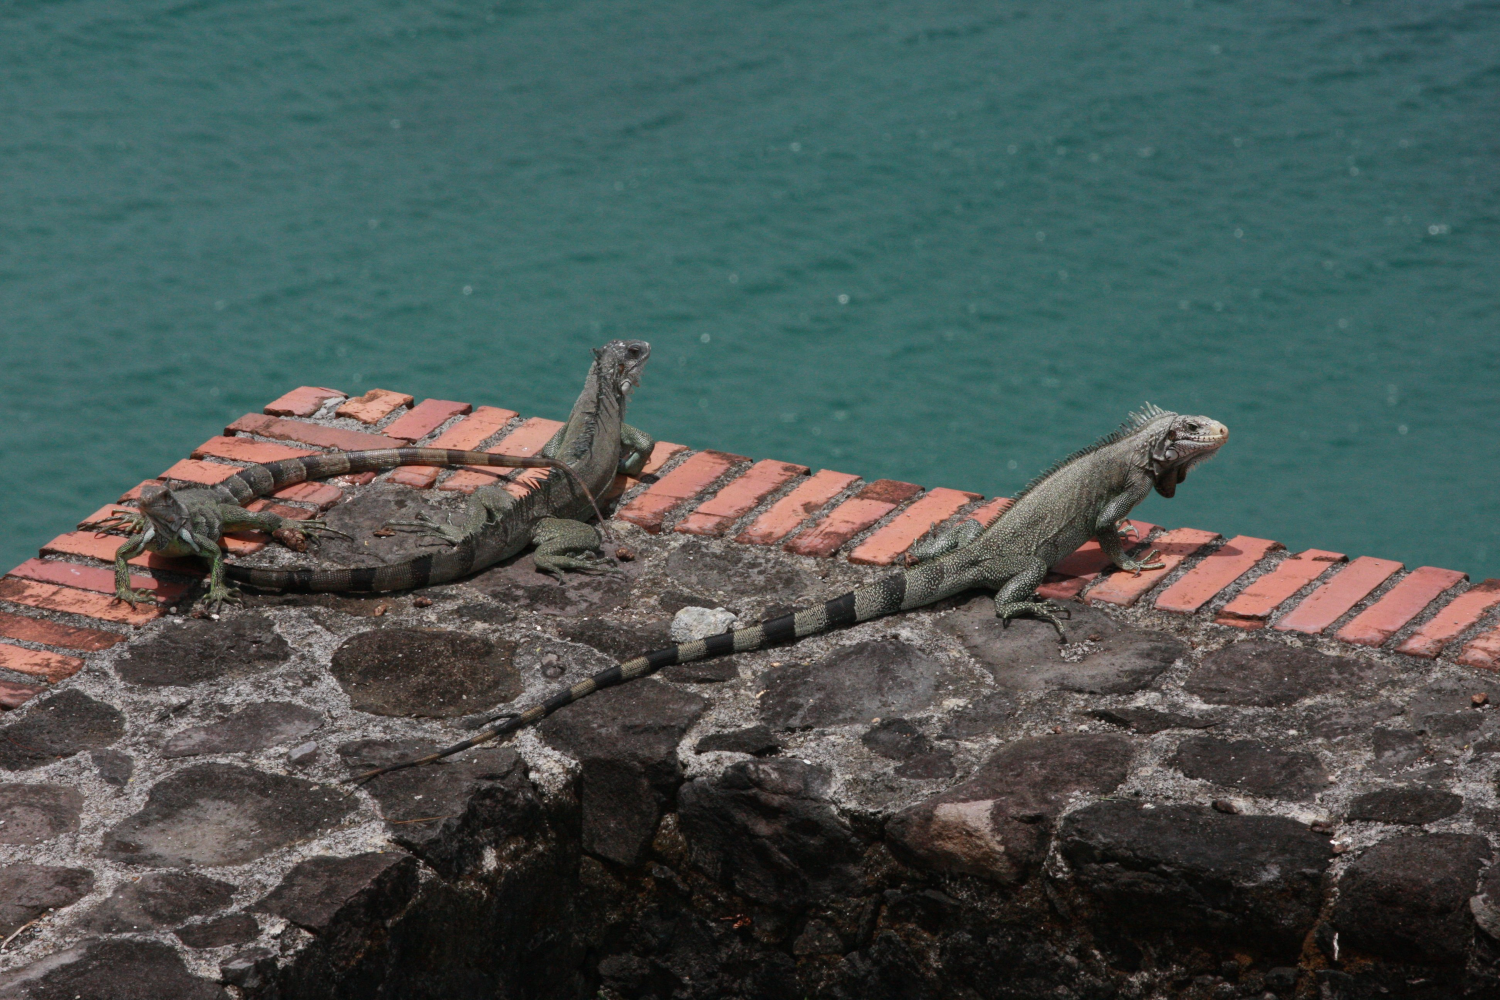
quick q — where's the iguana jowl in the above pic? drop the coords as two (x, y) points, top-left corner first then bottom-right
(225, 339), (654, 595)
(355, 404), (1228, 781)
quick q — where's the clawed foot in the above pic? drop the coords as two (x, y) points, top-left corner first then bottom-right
(273, 520), (351, 553)
(199, 586), (243, 614)
(1116, 518), (1139, 540)
(533, 552), (618, 580)
(995, 600), (1071, 641)
(113, 587), (158, 610)
(380, 514), (464, 546)
(84, 512), (144, 536)
(1120, 549), (1165, 576)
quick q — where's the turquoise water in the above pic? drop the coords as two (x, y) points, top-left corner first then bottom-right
(2, 1), (1497, 582)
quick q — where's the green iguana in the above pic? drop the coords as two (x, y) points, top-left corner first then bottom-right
(224, 339), (654, 595)
(354, 403), (1228, 782)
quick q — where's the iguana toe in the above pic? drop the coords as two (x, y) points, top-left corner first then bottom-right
(114, 588), (157, 610)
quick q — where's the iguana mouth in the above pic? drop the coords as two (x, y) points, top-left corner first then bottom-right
(1152, 419), (1228, 497)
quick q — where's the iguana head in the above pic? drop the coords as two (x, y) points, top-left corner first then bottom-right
(1130, 404), (1229, 498)
(593, 339), (651, 396)
(137, 482), (195, 545)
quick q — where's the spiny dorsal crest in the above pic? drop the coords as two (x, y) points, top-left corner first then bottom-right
(1001, 403), (1177, 511)
(1120, 402), (1168, 434)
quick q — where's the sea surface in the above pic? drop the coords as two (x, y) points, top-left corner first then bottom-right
(2, 0), (1497, 582)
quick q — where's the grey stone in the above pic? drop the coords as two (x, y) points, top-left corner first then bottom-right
(656, 590), (716, 614)
(887, 734), (1135, 883)
(539, 680), (705, 865)
(670, 605), (739, 642)
(1090, 706), (1220, 734)
(760, 638), (952, 730)
(217, 947), (275, 989)
(449, 599), (516, 626)
(662, 538), (812, 605)
(1470, 860), (1500, 941)
(161, 702), (323, 757)
(1184, 640), (1393, 707)
(1299, 700), (1404, 739)
(0, 938), (228, 999)
(92, 748), (133, 787)
(938, 691), (1018, 739)
(1416, 710), (1485, 750)
(660, 656), (739, 683)
(558, 616), (670, 661)
(465, 551), (640, 616)
(114, 612), (290, 686)
(287, 740), (319, 766)
(102, 763), (355, 867)
(0, 689), (124, 770)
(174, 912), (259, 949)
(1371, 727), (1429, 775)
(255, 852), (417, 932)
(0, 783), (82, 844)
(861, 719), (956, 780)
(1168, 736), (1328, 800)
(1347, 786), (1463, 825)
(80, 871), (236, 933)
(330, 627), (519, 717)
(0, 864), (94, 937)
(678, 758), (864, 909)
(1334, 832), (1490, 963)
(694, 725), (782, 756)
(1059, 801), (1334, 956)
(943, 599), (1185, 695)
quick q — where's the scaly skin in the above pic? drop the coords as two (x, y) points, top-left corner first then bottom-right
(355, 403), (1229, 783)
(92, 447), (596, 611)
(224, 339), (653, 594)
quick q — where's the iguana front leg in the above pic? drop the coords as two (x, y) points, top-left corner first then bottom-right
(618, 423), (655, 478)
(985, 553), (1070, 640)
(1094, 486), (1162, 575)
(217, 505), (349, 551)
(112, 534), (159, 608)
(531, 518), (612, 579)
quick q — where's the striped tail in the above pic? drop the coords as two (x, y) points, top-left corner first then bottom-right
(349, 572), (918, 783)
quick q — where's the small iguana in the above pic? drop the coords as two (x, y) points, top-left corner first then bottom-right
(225, 339), (654, 595)
(94, 447), (601, 611)
(354, 403), (1228, 782)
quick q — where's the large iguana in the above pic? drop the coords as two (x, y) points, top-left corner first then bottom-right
(354, 403), (1228, 782)
(224, 339), (654, 595)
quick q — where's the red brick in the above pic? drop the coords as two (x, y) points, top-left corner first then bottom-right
(159, 458), (240, 486)
(1086, 528), (1220, 608)
(384, 398), (473, 442)
(226, 412), (399, 452)
(618, 451), (750, 534)
(222, 535), (267, 556)
(0, 609), (126, 652)
(336, 388), (414, 424)
(118, 480), (155, 502)
(264, 386), (344, 417)
(1154, 536), (1282, 614)
(0, 642), (84, 682)
(1035, 522), (1157, 601)
(264, 481), (343, 509)
(0, 679), (45, 709)
(41, 532), (203, 575)
(429, 405), (519, 450)
(1458, 627), (1500, 671)
(0, 577), (163, 626)
(675, 460), (810, 537)
(191, 436), (317, 464)
(1396, 579), (1500, 659)
(736, 470), (860, 546)
(336, 471), (378, 487)
(1214, 549), (1346, 629)
(389, 467), (439, 489)
(7, 559), (187, 601)
(1273, 556), (1404, 635)
(967, 497), (1012, 527)
(848, 488), (984, 566)
(1337, 566), (1469, 648)
(784, 480), (924, 558)
(614, 441), (692, 497)
(439, 416), (567, 494)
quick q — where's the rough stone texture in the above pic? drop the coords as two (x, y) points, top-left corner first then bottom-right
(329, 627), (520, 717)
(174, 912), (259, 949)
(1184, 639), (1394, 706)
(80, 871), (236, 932)
(760, 638), (953, 730)
(91, 748), (133, 787)
(859, 718), (955, 779)
(558, 616), (670, 661)
(256, 852), (417, 932)
(161, 702), (323, 757)
(669, 605), (739, 642)
(0, 784), (82, 844)
(943, 599), (1187, 694)
(0, 690), (124, 770)
(467, 552), (640, 616)
(1347, 785), (1463, 824)
(114, 612), (290, 685)
(1333, 832), (1491, 963)
(0, 939), (227, 999)
(1090, 706), (1220, 734)
(1168, 736), (1329, 800)
(694, 725), (781, 756)
(102, 763), (354, 866)
(0, 864), (93, 937)
(662, 538), (813, 608)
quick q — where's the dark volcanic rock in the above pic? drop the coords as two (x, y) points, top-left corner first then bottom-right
(115, 612), (290, 686)
(1091, 706), (1220, 734)
(0, 864), (94, 936)
(1347, 786), (1463, 825)
(0, 938), (227, 999)
(338, 740), (545, 878)
(1184, 640), (1392, 707)
(760, 638), (951, 730)
(175, 912), (259, 949)
(1469, 861), (1500, 942)
(466, 552), (640, 616)
(678, 758), (864, 908)
(942, 599), (1185, 694)
(539, 680), (705, 865)
(81, 871), (236, 933)
(1416, 710), (1485, 751)
(102, 763), (354, 867)
(887, 734), (1135, 883)
(92, 748), (134, 787)
(0, 689), (124, 770)
(695, 725), (782, 756)
(1333, 832), (1490, 963)
(256, 852), (417, 932)
(1371, 727), (1429, 775)
(938, 691), (1018, 739)
(660, 656), (739, 683)
(1168, 736), (1328, 800)
(330, 627), (520, 717)
(662, 538), (813, 606)
(1059, 800), (1334, 955)
(861, 719), (955, 780)
(559, 616), (671, 662)
(162, 702), (323, 757)
(0, 783), (83, 844)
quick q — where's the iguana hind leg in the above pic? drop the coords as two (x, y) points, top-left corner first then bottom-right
(986, 554), (1070, 640)
(531, 518), (612, 578)
(907, 517), (983, 564)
